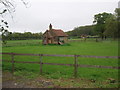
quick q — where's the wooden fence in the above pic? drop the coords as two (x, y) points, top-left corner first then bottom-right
(1, 52), (120, 78)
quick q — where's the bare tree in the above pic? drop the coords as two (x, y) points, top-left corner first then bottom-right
(0, 0), (29, 13)
(0, 0), (29, 44)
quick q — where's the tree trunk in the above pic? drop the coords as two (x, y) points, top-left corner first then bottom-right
(105, 36), (107, 40)
(101, 35), (104, 40)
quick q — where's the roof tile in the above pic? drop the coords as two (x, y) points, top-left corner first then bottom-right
(50, 29), (68, 37)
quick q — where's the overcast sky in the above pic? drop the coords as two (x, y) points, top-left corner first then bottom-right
(3, 0), (120, 33)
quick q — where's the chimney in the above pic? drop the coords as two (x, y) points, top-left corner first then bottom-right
(49, 23), (52, 30)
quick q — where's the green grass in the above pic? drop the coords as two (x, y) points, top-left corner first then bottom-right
(2, 39), (119, 86)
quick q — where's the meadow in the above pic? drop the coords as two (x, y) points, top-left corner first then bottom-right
(2, 39), (119, 87)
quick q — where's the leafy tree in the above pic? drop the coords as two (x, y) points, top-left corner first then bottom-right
(104, 8), (120, 39)
(104, 15), (118, 39)
(93, 12), (112, 40)
(115, 8), (120, 21)
(115, 8), (120, 38)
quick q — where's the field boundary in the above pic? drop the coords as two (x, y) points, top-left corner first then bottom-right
(1, 52), (120, 78)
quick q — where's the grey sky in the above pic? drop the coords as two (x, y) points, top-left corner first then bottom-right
(5, 0), (119, 33)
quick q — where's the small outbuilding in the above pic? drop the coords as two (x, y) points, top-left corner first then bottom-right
(42, 24), (68, 45)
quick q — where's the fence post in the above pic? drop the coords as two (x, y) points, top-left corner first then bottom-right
(39, 54), (43, 75)
(74, 54), (78, 78)
(11, 52), (14, 74)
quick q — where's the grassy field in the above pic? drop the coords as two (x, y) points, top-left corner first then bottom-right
(2, 39), (119, 88)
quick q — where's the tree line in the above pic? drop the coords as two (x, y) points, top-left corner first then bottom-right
(3, 32), (43, 40)
(66, 8), (120, 40)
(66, 25), (95, 38)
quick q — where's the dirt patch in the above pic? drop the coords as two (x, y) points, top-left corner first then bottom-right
(2, 71), (35, 88)
(2, 71), (55, 88)
(2, 71), (119, 88)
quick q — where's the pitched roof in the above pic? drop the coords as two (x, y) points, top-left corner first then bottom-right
(49, 29), (68, 37)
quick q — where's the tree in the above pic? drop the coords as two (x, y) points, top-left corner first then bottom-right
(0, 6), (10, 44)
(0, 19), (9, 44)
(115, 8), (120, 38)
(93, 12), (112, 40)
(115, 8), (120, 21)
(104, 15), (118, 39)
(104, 8), (120, 39)
(0, 0), (28, 44)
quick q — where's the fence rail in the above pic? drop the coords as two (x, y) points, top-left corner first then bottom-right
(1, 52), (119, 58)
(1, 52), (120, 78)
